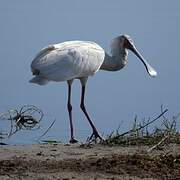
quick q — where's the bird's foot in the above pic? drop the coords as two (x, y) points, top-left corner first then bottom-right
(87, 130), (104, 143)
(69, 138), (78, 143)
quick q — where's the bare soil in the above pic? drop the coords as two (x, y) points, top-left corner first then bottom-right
(0, 143), (179, 180)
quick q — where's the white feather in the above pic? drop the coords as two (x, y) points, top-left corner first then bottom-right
(29, 76), (49, 85)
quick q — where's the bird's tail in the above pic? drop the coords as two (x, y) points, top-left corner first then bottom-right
(29, 76), (49, 85)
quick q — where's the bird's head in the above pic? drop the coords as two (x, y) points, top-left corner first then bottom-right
(112, 35), (157, 77)
(121, 35), (135, 50)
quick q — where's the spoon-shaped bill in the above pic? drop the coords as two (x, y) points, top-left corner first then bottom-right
(131, 47), (157, 77)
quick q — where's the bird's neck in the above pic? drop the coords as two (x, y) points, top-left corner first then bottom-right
(100, 48), (128, 71)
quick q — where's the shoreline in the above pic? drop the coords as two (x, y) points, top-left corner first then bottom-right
(0, 143), (180, 179)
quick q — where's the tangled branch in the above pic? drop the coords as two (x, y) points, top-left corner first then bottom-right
(0, 105), (43, 139)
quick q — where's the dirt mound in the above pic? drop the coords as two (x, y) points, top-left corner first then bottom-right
(0, 153), (179, 179)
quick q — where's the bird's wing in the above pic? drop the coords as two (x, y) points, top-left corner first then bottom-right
(33, 45), (55, 62)
(31, 45), (56, 75)
(31, 41), (105, 81)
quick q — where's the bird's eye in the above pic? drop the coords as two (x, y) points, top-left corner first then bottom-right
(123, 39), (130, 48)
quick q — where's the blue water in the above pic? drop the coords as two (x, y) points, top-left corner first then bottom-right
(1, 106), (178, 145)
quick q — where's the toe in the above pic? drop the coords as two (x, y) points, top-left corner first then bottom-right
(69, 138), (78, 143)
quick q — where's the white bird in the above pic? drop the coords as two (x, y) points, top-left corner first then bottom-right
(30, 35), (157, 143)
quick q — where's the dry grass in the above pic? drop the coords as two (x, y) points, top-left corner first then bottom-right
(103, 108), (180, 149)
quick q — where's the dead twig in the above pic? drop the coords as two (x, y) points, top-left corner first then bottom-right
(37, 119), (56, 141)
(147, 135), (169, 153)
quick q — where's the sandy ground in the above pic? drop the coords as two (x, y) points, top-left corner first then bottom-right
(0, 143), (180, 180)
